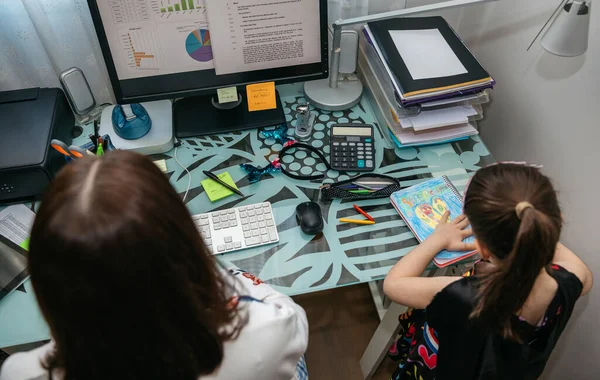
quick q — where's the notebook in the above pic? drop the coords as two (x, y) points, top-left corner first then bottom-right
(364, 17), (494, 104)
(390, 176), (477, 267)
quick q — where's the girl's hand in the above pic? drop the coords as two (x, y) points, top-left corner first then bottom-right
(430, 212), (477, 252)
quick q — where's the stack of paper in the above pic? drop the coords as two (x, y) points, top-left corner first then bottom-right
(358, 16), (493, 148)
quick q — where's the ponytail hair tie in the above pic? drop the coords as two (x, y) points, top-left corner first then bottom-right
(515, 201), (535, 219)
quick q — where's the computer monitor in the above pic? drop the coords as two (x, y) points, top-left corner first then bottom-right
(87, 0), (328, 137)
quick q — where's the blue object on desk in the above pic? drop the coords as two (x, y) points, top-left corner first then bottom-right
(112, 103), (152, 140)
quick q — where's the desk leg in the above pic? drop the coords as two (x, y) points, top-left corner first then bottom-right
(359, 301), (407, 379)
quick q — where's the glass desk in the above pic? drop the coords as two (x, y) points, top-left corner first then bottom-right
(0, 84), (494, 349)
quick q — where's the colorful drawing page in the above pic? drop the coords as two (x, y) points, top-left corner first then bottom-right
(390, 176), (474, 261)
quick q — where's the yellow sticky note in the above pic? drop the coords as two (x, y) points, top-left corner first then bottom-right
(217, 87), (239, 104)
(201, 172), (239, 202)
(246, 82), (276, 112)
(153, 159), (168, 173)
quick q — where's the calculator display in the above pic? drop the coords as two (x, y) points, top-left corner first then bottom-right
(332, 127), (372, 136)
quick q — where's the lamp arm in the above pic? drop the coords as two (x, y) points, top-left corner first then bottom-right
(329, 0), (499, 88)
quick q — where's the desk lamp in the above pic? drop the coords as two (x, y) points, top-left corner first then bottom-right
(304, 0), (499, 111)
(542, 0), (591, 57)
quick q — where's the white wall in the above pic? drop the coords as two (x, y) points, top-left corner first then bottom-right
(452, 0), (600, 377)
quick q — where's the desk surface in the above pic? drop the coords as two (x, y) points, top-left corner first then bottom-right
(0, 84), (493, 347)
(165, 85), (493, 295)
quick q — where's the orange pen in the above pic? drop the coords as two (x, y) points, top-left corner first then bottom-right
(353, 204), (374, 222)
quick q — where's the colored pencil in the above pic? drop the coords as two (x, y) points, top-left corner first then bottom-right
(353, 204), (374, 222)
(339, 218), (376, 225)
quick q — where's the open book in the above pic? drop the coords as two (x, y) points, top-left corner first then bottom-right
(390, 176), (477, 267)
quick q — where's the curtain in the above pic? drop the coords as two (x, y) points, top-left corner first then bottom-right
(0, 0), (113, 104)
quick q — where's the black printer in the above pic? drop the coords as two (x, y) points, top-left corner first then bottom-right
(0, 88), (75, 203)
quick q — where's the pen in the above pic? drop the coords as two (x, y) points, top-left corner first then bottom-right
(203, 170), (244, 197)
(339, 218), (376, 225)
(349, 190), (372, 194)
(353, 204), (374, 222)
(96, 136), (105, 157)
(353, 182), (376, 191)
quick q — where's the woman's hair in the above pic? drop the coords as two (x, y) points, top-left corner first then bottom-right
(29, 151), (245, 380)
(464, 163), (562, 341)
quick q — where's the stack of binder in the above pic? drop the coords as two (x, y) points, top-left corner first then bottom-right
(358, 16), (494, 147)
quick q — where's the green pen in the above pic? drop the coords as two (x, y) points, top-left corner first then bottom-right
(349, 190), (372, 194)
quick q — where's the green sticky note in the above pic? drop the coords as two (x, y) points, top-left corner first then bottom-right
(201, 172), (239, 202)
(20, 237), (30, 251)
(217, 87), (238, 104)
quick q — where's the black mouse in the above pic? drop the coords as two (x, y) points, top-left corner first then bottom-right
(296, 201), (324, 235)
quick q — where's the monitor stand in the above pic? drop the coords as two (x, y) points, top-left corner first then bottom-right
(173, 90), (286, 138)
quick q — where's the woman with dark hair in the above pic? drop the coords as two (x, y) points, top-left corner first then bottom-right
(383, 163), (593, 379)
(0, 151), (308, 380)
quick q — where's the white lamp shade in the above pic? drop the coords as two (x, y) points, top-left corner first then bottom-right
(541, 1), (591, 57)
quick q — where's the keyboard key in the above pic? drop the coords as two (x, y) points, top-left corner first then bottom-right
(259, 221), (266, 228)
(234, 241), (242, 249)
(214, 223), (221, 230)
(230, 220), (238, 227)
(201, 231), (210, 239)
(226, 243), (233, 250)
(242, 225), (250, 231)
(207, 246), (214, 254)
(224, 236), (232, 243)
(254, 204), (262, 209)
(228, 210), (236, 214)
(205, 238), (212, 246)
(238, 206), (246, 211)
(192, 215), (202, 220)
(200, 214), (209, 219)
(220, 216), (229, 223)
(265, 214), (273, 220)
(263, 207), (271, 213)
(244, 231), (252, 238)
(240, 211), (247, 218)
(257, 215), (264, 222)
(251, 223), (259, 230)
(260, 228), (268, 235)
(252, 230), (260, 237)
(255, 208), (263, 215)
(249, 216), (257, 223)
(199, 218), (209, 226)
(241, 218), (249, 225)
(217, 245), (225, 252)
(248, 210), (255, 217)
(212, 213), (220, 218)
(268, 227), (278, 241)
(245, 237), (261, 246)
(266, 220), (274, 227)
(229, 214), (237, 221)
(261, 235), (269, 243)
(222, 221), (229, 228)
(262, 202), (270, 207)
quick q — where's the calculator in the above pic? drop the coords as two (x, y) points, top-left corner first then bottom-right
(330, 123), (375, 172)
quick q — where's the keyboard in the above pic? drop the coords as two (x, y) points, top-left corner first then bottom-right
(192, 202), (279, 255)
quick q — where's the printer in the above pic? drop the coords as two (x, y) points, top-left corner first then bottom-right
(0, 88), (75, 203)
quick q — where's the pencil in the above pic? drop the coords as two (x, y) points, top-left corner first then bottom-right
(353, 204), (374, 222)
(339, 218), (375, 225)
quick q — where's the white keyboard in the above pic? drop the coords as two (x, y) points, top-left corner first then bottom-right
(192, 202), (279, 255)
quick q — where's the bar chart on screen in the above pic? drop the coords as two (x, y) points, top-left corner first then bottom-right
(120, 28), (163, 71)
(150, 0), (206, 21)
(110, 0), (150, 24)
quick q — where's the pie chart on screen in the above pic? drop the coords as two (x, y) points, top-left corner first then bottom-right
(185, 29), (213, 62)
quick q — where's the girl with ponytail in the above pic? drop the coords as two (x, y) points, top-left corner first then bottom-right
(384, 163), (593, 380)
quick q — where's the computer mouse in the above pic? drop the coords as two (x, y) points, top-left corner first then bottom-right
(296, 201), (324, 235)
(112, 103), (152, 140)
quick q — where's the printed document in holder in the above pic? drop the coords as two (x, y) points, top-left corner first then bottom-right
(0, 234), (28, 302)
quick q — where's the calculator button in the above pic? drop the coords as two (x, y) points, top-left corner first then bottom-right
(357, 160), (365, 168)
(365, 138), (372, 143)
(341, 163), (349, 168)
(357, 143), (364, 146)
(333, 142), (340, 146)
(341, 142), (348, 146)
(357, 147), (364, 151)
(366, 160), (374, 168)
(349, 143), (356, 146)
(341, 147), (348, 152)
(357, 155), (364, 159)
(342, 158), (348, 162)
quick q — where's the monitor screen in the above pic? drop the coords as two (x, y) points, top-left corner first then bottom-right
(88, 0), (328, 103)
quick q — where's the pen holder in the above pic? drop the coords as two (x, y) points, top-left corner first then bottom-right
(320, 173), (405, 201)
(63, 134), (117, 162)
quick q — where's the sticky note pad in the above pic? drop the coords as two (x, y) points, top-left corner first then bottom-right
(153, 159), (168, 173)
(20, 237), (30, 250)
(201, 172), (239, 202)
(217, 87), (239, 104)
(246, 82), (276, 112)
